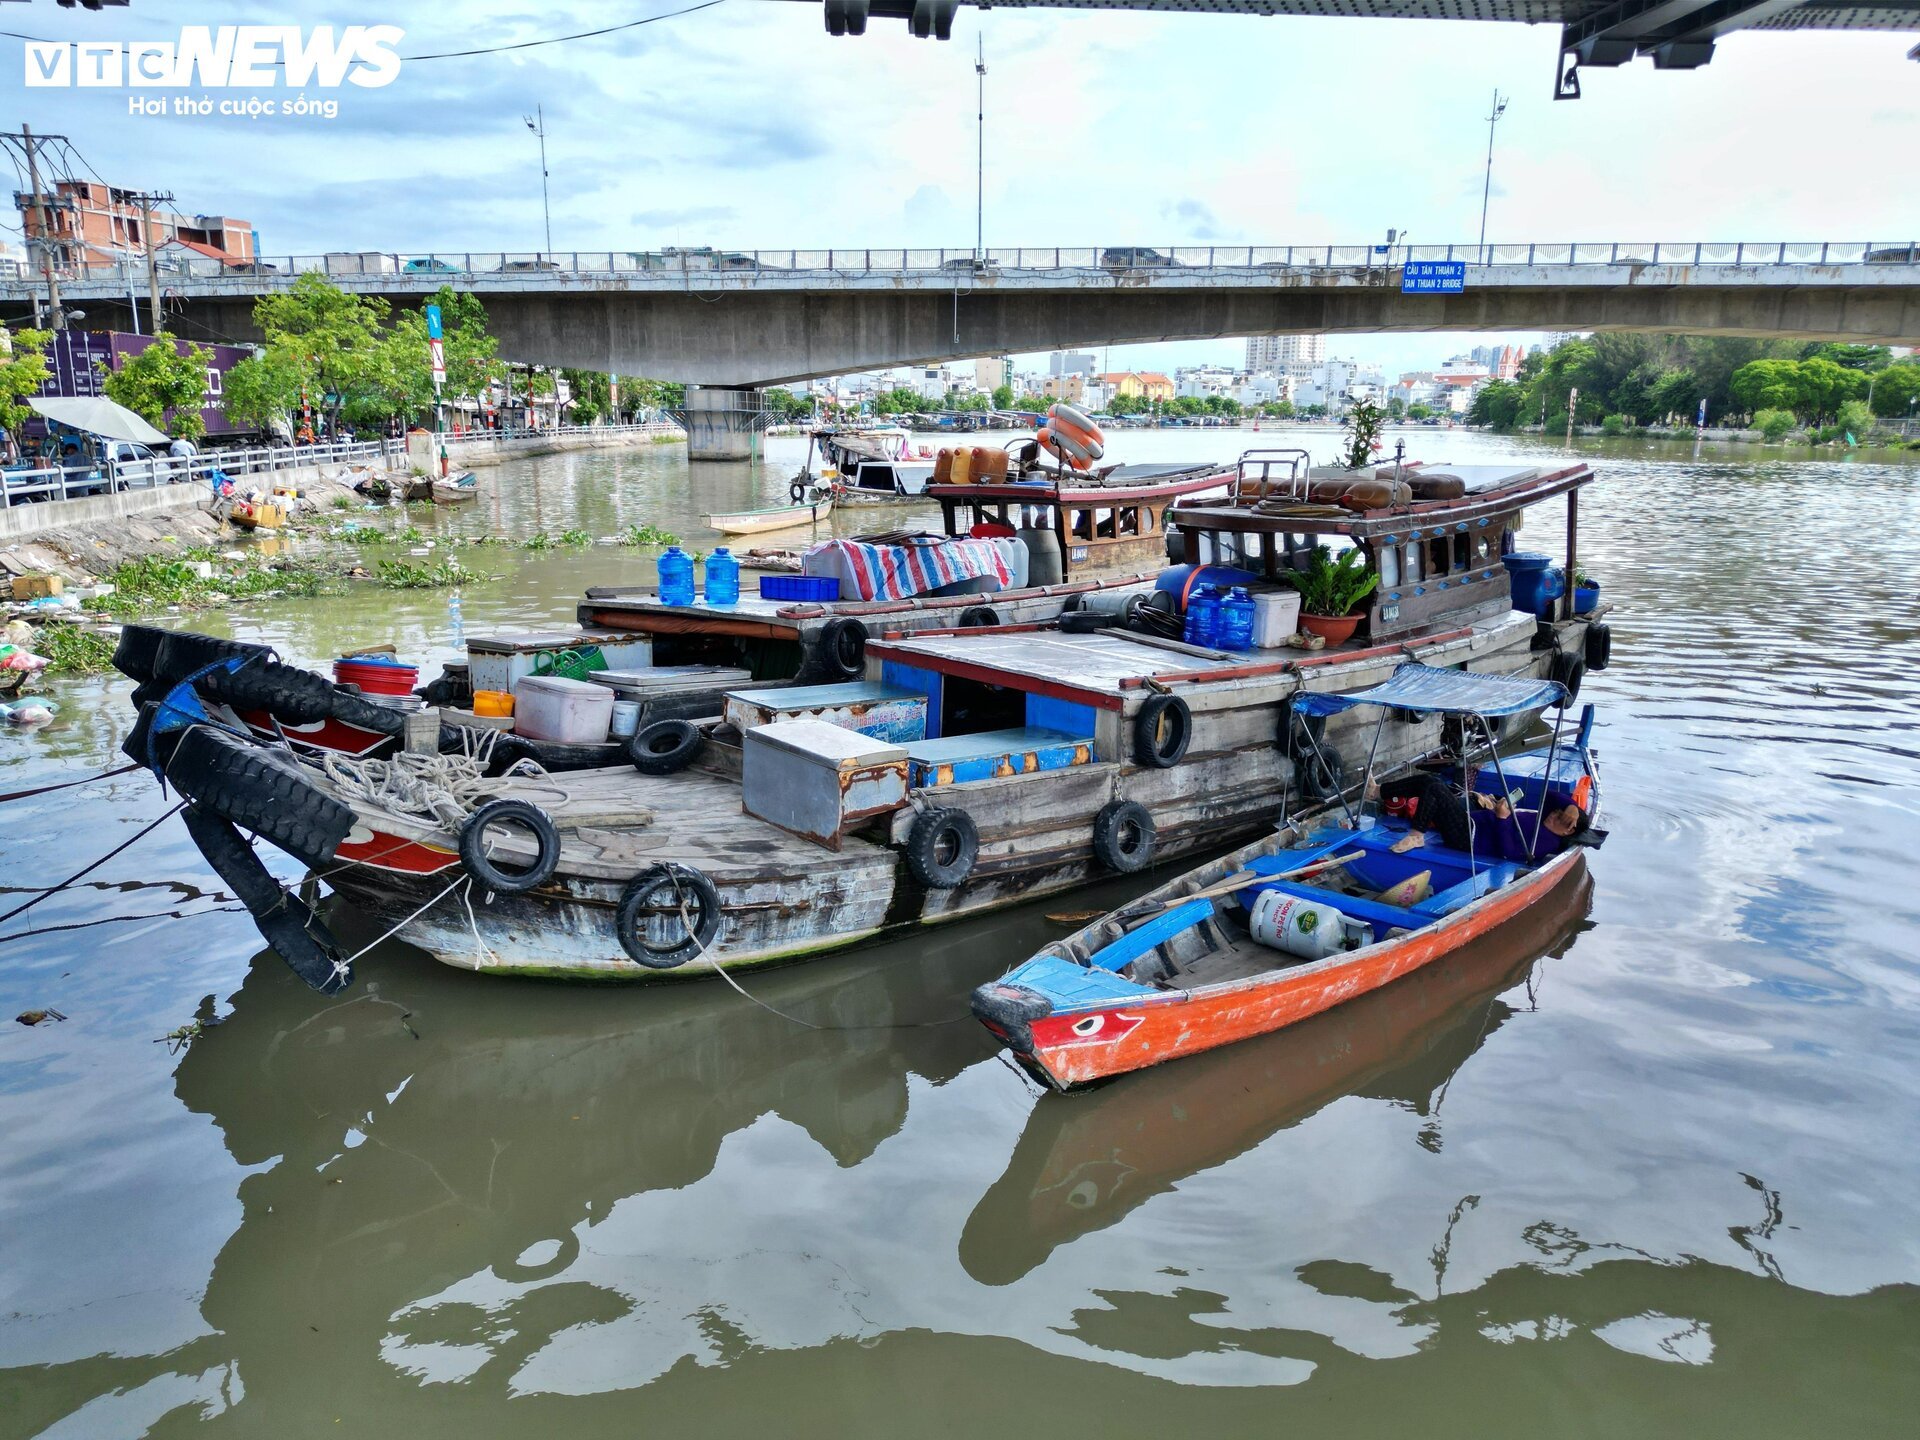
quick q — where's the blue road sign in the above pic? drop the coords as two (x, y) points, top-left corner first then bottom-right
(424, 303), (443, 340)
(1402, 260), (1467, 294)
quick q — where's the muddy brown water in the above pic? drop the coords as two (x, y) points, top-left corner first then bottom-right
(2, 428), (1918, 1437)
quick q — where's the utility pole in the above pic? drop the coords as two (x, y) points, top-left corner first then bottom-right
(975, 35), (987, 264)
(1477, 89), (1508, 257)
(7, 124), (67, 329)
(126, 189), (174, 337)
(525, 106), (553, 255)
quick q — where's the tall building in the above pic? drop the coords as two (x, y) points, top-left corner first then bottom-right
(1049, 350), (1097, 378)
(973, 357), (1010, 392)
(15, 179), (255, 270)
(1246, 334), (1326, 372)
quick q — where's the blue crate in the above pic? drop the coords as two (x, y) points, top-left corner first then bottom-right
(759, 574), (840, 602)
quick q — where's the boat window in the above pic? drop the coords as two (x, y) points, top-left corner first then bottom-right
(1403, 542), (1423, 583)
(1377, 543), (1400, 588)
(1453, 534), (1471, 572)
(941, 675), (1025, 736)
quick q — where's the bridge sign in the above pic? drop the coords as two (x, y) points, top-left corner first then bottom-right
(1402, 260), (1466, 294)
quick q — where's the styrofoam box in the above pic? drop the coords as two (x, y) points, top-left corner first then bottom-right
(1252, 592), (1302, 648)
(513, 674), (614, 743)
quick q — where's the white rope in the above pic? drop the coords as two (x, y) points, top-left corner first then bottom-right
(318, 730), (552, 829)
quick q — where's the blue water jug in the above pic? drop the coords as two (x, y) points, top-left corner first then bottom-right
(658, 545), (695, 606)
(1184, 585), (1222, 647)
(1219, 587), (1255, 652)
(705, 547), (740, 606)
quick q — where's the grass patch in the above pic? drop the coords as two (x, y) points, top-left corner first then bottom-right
(373, 559), (489, 589)
(619, 523), (680, 548)
(332, 495), (357, 510)
(32, 625), (119, 676)
(83, 555), (345, 617)
(522, 532), (555, 552)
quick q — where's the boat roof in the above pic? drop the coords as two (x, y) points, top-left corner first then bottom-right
(1173, 461), (1592, 540)
(1293, 662), (1565, 718)
(930, 461), (1230, 506)
(871, 629), (1253, 710)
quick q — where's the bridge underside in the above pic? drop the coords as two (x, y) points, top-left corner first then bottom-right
(170, 280), (1920, 388)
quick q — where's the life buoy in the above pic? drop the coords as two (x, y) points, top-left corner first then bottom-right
(459, 798), (561, 894)
(1046, 404), (1105, 460)
(616, 863), (723, 968)
(1036, 426), (1095, 472)
(1132, 694), (1191, 769)
(905, 807), (979, 889)
(1093, 800), (1157, 872)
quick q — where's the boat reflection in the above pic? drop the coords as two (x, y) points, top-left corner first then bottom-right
(960, 868), (1594, 1285)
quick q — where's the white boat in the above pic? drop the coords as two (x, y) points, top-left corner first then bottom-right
(706, 491), (835, 536)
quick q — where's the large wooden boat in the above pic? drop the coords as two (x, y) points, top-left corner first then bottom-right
(971, 668), (1603, 1090)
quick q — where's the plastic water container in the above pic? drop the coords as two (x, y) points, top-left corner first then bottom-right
(1155, 564), (1263, 613)
(1184, 585), (1223, 647)
(657, 546), (695, 606)
(1218, 587), (1256, 652)
(1247, 890), (1371, 959)
(705, 547), (740, 606)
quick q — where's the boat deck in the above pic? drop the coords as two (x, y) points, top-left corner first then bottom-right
(874, 629), (1249, 703)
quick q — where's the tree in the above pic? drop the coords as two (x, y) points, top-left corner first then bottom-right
(100, 334), (214, 438)
(762, 387), (812, 423)
(1647, 367), (1699, 423)
(1011, 393), (1050, 413)
(991, 383), (1014, 410)
(252, 273), (391, 433)
(1800, 342), (1892, 372)
(1790, 357), (1864, 423)
(563, 369), (613, 423)
(620, 378), (684, 418)
(1467, 379), (1524, 430)
(1405, 402), (1433, 421)
(0, 327), (52, 452)
(1865, 362), (1920, 418)
(1730, 359), (1803, 416)
(1753, 408), (1796, 441)
(221, 350), (306, 437)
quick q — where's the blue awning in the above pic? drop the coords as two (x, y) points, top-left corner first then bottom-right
(1294, 663), (1565, 719)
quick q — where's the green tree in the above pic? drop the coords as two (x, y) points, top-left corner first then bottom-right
(1647, 368), (1700, 423)
(1800, 342), (1892, 372)
(221, 350), (307, 436)
(762, 387), (812, 423)
(1790, 357), (1864, 423)
(1467, 379), (1524, 430)
(1865, 362), (1920, 418)
(100, 334), (214, 438)
(252, 273), (391, 433)
(0, 327), (52, 451)
(1730, 359), (1804, 416)
(1835, 399), (1874, 436)
(1011, 393), (1051, 413)
(1752, 408), (1796, 441)
(562, 369), (613, 423)
(991, 383), (1014, 409)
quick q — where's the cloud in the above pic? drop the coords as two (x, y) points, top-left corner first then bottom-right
(1160, 199), (1233, 241)
(630, 205), (738, 227)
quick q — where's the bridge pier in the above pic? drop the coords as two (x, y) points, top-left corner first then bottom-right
(674, 387), (772, 462)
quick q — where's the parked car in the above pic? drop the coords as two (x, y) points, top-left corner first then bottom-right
(499, 259), (562, 272)
(107, 441), (178, 487)
(404, 257), (462, 274)
(1100, 247), (1179, 269)
(940, 256), (1000, 273)
(1865, 245), (1916, 263)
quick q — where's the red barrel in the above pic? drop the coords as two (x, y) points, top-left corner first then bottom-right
(334, 656), (418, 695)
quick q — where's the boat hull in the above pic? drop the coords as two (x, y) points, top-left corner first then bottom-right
(706, 498), (833, 535)
(993, 847), (1587, 1092)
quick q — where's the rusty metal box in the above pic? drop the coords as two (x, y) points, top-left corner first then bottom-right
(724, 681), (928, 744)
(742, 719), (909, 849)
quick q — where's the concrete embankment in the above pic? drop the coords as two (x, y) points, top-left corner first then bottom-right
(407, 423), (683, 472)
(0, 464), (365, 587)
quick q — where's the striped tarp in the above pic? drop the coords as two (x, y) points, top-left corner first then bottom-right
(808, 536), (1011, 602)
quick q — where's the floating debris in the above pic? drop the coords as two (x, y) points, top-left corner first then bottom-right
(16, 1008), (68, 1027)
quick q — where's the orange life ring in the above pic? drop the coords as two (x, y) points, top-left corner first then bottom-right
(1037, 426), (1095, 471)
(1046, 403), (1105, 459)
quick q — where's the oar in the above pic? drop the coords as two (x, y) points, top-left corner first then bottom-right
(1125, 851), (1363, 925)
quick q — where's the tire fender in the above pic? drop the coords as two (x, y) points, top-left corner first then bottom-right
(958, 605), (1001, 629)
(905, 806), (979, 889)
(627, 719), (703, 775)
(1550, 651), (1586, 707)
(1132, 694), (1191, 769)
(1584, 621), (1612, 672)
(459, 798), (561, 894)
(1093, 799), (1157, 873)
(615, 863), (724, 968)
(180, 803), (352, 994)
(818, 617), (868, 681)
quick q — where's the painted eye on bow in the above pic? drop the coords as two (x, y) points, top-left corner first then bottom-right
(1072, 1015), (1104, 1037)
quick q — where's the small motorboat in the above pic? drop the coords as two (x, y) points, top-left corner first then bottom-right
(973, 666), (1604, 1091)
(706, 486), (835, 536)
(431, 473), (478, 505)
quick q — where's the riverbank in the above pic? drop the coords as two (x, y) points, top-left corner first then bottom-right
(406, 422), (684, 472)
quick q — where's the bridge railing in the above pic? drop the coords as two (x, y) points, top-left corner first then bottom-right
(3, 438), (402, 508)
(15, 241), (1918, 289)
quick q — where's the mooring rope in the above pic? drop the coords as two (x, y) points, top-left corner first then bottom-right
(0, 801), (187, 928)
(0, 763), (142, 806)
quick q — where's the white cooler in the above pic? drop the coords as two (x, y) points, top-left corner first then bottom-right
(1252, 592), (1302, 648)
(513, 675), (614, 743)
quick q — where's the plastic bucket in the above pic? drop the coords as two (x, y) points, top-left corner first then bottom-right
(1154, 564), (1262, 613)
(610, 699), (641, 739)
(335, 656), (418, 696)
(1500, 552), (1560, 618)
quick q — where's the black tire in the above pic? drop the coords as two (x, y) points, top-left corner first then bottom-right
(790, 478), (808, 503)
(164, 723), (355, 868)
(150, 631), (273, 687)
(905, 807), (978, 889)
(1093, 800), (1157, 873)
(459, 798), (561, 894)
(1132, 694), (1191, 769)
(111, 624), (171, 683)
(615, 863), (724, 968)
(1585, 621), (1612, 672)
(818, 618), (867, 681)
(196, 656), (406, 736)
(129, 679), (166, 712)
(180, 804), (353, 994)
(958, 605), (1001, 629)
(1298, 744), (1346, 803)
(1550, 652), (1586, 708)
(484, 736), (628, 776)
(627, 719), (703, 775)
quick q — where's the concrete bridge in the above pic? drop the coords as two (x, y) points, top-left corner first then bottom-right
(8, 240), (1917, 457)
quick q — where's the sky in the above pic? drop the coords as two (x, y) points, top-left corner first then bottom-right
(6, 1), (1918, 380)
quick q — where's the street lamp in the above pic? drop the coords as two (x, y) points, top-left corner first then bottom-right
(1478, 89), (1507, 256)
(524, 106), (553, 256)
(975, 34), (987, 265)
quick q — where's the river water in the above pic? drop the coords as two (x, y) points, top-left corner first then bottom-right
(2, 427), (1917, 1437)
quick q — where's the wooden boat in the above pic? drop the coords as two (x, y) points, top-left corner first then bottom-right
(706, 490), (834, 536)
(116, 459), (1613, 991)
(431, 473), (478, 504)
(972, 669), (1604, 1091)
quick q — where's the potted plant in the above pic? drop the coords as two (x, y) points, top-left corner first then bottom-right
(1571, 563), (1600, 615)
(1284, 544), (1378, 645)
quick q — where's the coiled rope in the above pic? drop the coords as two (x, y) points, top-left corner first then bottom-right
(318, 729), (559, 829)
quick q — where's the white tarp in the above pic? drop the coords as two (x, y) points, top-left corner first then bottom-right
(29, 397), (171, 446)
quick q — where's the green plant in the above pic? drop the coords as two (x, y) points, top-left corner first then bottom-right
(557, 528), (592, 548)
(1835, 398), (1874, 436)
(331, 494), (356, 510)
(1753, 408), (1796, 442)
(1600, 413), (1636, 436)
(374, 559), (487, 589)
(522, 532), (555, 552)
(1284, 545), (1378, 618)
(618, 523), (680, 547)
(1338, 400), (1387, 469)
(34, 624), (118, 675)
